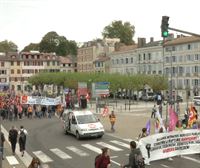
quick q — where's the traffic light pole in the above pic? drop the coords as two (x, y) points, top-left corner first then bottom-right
(168, 27), (200, 37)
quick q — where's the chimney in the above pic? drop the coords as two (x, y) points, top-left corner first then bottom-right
(138, 38), (146, 48)
(150, 37), (154, 43)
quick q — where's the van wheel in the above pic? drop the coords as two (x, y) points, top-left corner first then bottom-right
(76, 131), (80, 140)
(65, 130), (68, 135)
(98, 135), (103, 138)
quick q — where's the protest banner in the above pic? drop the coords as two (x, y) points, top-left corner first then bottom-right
(139, 129), (200, 162)
(21, 96), (61, 105)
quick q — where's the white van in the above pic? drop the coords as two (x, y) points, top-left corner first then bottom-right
(193, 96), (200, 106)
(62, 110), (104, 139)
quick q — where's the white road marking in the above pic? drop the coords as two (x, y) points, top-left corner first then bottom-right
(66, 146), (89, 156)
(96, 142), (123, 151)
(110, 140), (130, 148)
(1, 125), (32, 167)
(123, 138), (133, 142)
(6, 156), (19, 165)
(81, 144), (101, 153)
(50, 148), (72, 159)
(33, 151), (53, 163)
(182, 156), (200, 164)
(160, 164), (170, 168)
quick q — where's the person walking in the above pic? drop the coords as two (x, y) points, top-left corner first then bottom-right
(151, 105), (156, 118)
(121, 141), (145, 168)
(109, 111), (116, 132)
(95, 147), (111, 168)
(8, 126), (18, 155)
(18, 126), (28, 157)
(0, 132), (5, 160)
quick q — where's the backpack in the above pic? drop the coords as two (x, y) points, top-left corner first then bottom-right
(135, 152), (145, 168)
(95, 154), (102, 168)
(19, 130), (26, 141)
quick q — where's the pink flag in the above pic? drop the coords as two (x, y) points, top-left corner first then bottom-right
(169, 106), (178, 131)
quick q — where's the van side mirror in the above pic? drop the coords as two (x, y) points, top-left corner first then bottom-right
(72, 119), (77, 124)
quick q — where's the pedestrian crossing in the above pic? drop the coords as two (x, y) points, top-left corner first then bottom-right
(4, 139), (200, 167)
(5, 138), (132, 166)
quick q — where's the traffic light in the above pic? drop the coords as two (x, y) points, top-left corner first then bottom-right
(161, 16), (169, 38)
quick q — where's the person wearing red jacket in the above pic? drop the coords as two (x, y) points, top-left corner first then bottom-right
(95, 147), (111, 168)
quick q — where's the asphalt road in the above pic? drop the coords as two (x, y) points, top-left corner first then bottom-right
(2, 114), (200, 168)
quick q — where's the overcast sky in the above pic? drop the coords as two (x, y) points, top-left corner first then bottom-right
(0, 0), (200, 50)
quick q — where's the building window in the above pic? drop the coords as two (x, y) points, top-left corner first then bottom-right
(26, 55), (28, 59)
(186, 55), (191, 61)
(52, 61), (55, 66)
(126, 58), (128, 64)
(47, 62), (50, 66)
(116, 59), (119, 64)
(143, 53), (146, 60)
(11, 61), (14, 66)
(148, 53), (151, 60)
(172, 56), (176, 62)
(1, 62), (4, 67)
(17, 69), (20, 74)
(188, 44), (191, 50)
(17, 61), (20, 66)
(131, 57), (133, 63)
(138, 54), (141, 61)
(195, 54), (199, 60)
(11, 69), (14, 74)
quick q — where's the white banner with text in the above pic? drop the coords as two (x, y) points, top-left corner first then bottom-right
(139, 129), (200, 162)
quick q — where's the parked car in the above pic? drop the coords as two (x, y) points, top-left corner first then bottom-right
(193, 96), (200, 106)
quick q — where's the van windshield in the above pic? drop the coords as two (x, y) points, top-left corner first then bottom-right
(76, 115), (98, 124)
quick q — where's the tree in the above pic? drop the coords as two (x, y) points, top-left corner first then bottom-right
(0, 40), (18, 52)
(22, 43), (39, 52)
(39, 31), (59, 53)
(39, 31), (77, 56)
(102, 21), (135, 45)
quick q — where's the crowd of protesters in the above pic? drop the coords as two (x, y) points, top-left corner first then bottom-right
(0, 93), (58, 121)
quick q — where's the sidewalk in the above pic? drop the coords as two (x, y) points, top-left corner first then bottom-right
(2, 140), (27, 168)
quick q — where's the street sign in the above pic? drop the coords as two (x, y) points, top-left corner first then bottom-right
(95, 82), (110, 95)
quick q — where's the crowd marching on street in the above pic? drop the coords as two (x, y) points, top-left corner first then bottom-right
(1, 90), (200, 168)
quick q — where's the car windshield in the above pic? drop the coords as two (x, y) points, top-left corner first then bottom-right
(76, 114), (98, 124)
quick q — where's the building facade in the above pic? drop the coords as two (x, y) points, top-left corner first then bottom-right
(77, 39), (118, 72)
(164, 36), (200, 98)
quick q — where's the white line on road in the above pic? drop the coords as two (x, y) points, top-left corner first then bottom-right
(123, 139), (133, 142)
(50, 148), (72, 159)
(110, 140), (130, 148)
(1, 124), (33, 167)
(6, 156), (19, 165)
(33, 151), (53, 163)
(160, 164), (171, 168)
(81, 144), (101, 153)
(96, 142), (123, 151)
(66, 146), (89, 156)
(182, 156), (200, 164)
